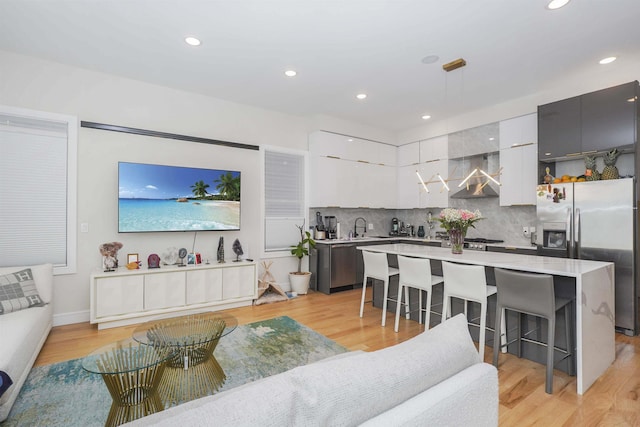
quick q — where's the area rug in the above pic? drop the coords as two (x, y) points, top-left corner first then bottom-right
(4, 316), (347, 426)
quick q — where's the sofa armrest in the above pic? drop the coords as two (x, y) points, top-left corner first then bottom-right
(360, 362), (499, 427)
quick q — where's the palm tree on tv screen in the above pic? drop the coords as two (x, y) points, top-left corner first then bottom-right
(214, 172), (240, 201)
(190, 180), (210, 199)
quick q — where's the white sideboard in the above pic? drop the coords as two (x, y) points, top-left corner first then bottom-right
(90, 261), (257, 329)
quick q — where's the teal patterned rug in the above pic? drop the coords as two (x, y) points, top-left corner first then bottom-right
(3, 316), (347, 426)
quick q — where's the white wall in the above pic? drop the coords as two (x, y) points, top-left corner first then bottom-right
(0, 50), (327, 324)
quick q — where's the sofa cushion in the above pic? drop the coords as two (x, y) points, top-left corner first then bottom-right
(0, 264), (53, 304)
(126, 313), (479, 427)
(0, 268), (45, 315)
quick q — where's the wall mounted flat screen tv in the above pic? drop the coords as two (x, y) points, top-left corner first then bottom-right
(118, 162), (241, 232)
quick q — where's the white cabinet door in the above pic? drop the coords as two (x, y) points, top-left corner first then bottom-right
(310, 156), (342, 207)
(95, 275), (144, 318)
(500, 143), (537, 206)
(419, 160), (449, 208)
(419, 135), (448, 162)
(309, 131), (348, 158)
(377, 143), (397, 166)
(186, 268), (223, 304)
(397, 165), (422, 208)
(499, 113), (537, 150)
(223, 265), (256, 299)
(398, 142), (419, 167)
(144, 271), (186, 311)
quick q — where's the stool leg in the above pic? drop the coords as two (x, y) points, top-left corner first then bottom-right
(492, 303), (502, 367)
(381, 278), (390, 327)
(394, 283), (404, 333)
(425, 288), (432, 329)
(405, 286), (411, 320)
(359, 276), (369, 318)
(478, 300), (487, 361)
(441, 293), (449, 323)
(501, 308), (507, 353)
(516, 313), (523, 358)
(565, 302), (575, 376)
(546, 315), (555, 394)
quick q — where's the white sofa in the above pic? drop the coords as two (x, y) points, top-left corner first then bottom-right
(127, 313), (499, 426)
(0, 263), (53, 421)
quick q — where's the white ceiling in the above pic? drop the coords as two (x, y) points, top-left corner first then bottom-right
(1, 0), (639, 134)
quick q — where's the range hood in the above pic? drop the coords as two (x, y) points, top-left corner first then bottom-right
(450, 154), (500, 199)
(450, 183), (499, 199)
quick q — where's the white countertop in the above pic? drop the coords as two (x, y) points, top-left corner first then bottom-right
(315, 236), (443, 245)
(356, 243), (612, 277)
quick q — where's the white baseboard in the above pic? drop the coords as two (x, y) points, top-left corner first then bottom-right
(53, 309), (90, 326)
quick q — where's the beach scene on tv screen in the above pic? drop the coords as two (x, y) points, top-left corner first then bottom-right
(118, 162), (240, 232)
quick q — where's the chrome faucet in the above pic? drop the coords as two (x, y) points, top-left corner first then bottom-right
(354, 217), (367, 238)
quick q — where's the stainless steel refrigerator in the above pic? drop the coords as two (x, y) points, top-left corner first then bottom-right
(536, 178), (637, 335)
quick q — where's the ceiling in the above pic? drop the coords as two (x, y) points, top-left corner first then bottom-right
(1, 0), (639, 134)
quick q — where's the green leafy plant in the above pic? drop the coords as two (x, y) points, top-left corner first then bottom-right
(290, 221), (316, 274)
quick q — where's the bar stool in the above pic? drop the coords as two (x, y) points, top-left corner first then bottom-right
(492, 268), (575, 394)
(394, 255), (444, 332)
(359, 250), (399, 327)
(441, 261), (503, 361)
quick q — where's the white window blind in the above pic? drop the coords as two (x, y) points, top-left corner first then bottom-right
(0, 107), (77, 274)
(264, 149), (306, 251)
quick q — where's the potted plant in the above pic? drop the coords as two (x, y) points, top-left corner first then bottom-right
(289, 221), (316, 294)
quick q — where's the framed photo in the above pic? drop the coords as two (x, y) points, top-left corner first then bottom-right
(127, 253), (139, 264)
(187, 253), (196, 265)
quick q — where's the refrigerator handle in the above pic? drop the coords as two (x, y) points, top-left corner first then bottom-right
(566, 207), (574, 258)
(575, 208), (581, 259)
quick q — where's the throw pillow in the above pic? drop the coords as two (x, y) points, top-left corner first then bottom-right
(0, 268), (45, 315)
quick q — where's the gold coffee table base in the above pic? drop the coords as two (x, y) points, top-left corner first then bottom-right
(83, 339), (170, 427)
(140, 315), (229, 406)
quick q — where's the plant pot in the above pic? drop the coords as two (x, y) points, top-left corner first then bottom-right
(289, 272), (312, 295)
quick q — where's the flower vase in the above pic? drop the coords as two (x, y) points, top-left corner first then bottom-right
(449, 229), (465, 254)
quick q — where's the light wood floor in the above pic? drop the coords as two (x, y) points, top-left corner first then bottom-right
(36, 288), (640, 426)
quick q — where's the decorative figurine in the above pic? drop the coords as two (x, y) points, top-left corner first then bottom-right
(99, 242), (123, 272)
(148, 253), (161, 269)
(232, 238), (244, 262)
(217, 237), (225, 263)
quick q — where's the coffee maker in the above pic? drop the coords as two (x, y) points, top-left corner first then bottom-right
(389, 217), (399, 236)
(325, 216), (337, 239)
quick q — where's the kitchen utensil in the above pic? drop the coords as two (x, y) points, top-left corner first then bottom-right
(315, 212), (325, 231)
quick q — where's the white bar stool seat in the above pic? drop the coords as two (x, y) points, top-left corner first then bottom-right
(394, 255), (444, 332)
(441, 261), (505, 361)
(359, 250), (399, 327)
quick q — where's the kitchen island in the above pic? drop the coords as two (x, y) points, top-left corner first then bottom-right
(357, 243), (615, 395)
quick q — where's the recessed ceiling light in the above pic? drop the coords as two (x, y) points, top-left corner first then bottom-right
(547, 0), (570, 10)
(421, 115), (431, 120)
(347, 138), (354, 142)
(489, 137), (495, 141)
(185, 37), (201, 46)
(421, 55), (439, 64)
(356, 93), (367, 100)
(284, 70), (297, 77)
(599, 56), (617, 65)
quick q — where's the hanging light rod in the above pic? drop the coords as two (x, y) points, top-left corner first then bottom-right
(443, 58), (467, 72)
(458, 168), (477, 187)
(480, 169), (502, 186)
(437, 173), (450, 191)
(416, 171), (430, 193)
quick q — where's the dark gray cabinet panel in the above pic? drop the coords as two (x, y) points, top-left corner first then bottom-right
(538, 81), (639, 161)
(581, 81), (637, 152)
(538, 96), (581, 160)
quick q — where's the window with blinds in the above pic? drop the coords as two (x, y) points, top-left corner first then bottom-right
(264, 149), (307, 252)
(0, 107), (77, 274)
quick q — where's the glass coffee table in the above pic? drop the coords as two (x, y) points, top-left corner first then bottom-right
(82, 338), (173, 427)
(132, 312), (238, 406)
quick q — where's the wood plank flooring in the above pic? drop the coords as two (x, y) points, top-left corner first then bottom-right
(36, 288), (640, 426)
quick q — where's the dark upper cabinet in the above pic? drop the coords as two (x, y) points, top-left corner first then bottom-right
(538, 81), (638, 161)
(581, 81), (637, 152)
(538, 96), (581, 160)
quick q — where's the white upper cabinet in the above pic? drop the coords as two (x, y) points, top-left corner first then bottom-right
(419, 135), (448, 162)
(419, 160), (449, 208)
(397, 165), (422, 209)
(398, 142), (419, 167)
(499, 113), (537, 149)
(309, 131), (397, 207)
(499, 113), (538, 206)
